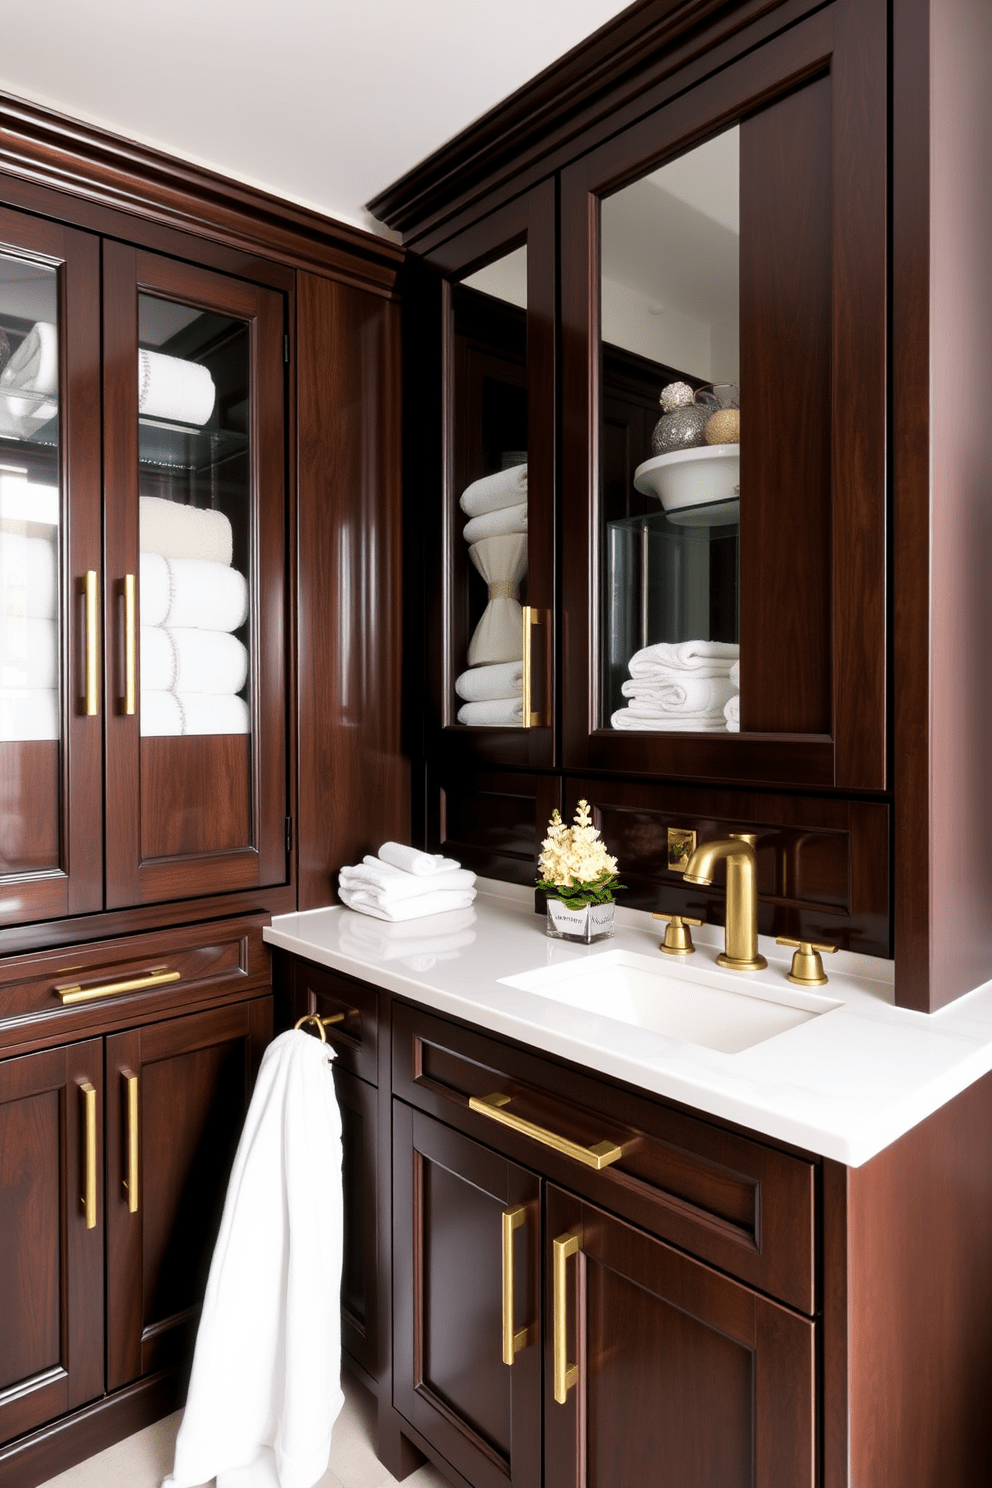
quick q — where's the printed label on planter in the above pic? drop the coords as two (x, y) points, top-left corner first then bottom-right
(547, 900), (590, 933)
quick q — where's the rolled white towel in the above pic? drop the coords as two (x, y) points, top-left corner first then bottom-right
(0, 322), (58, 438)
(725, 694), (740, 732)
(467, 534), (526, 666)
(339, 886), (476, 922)
(457, 696), (523, 726)
(1, 617), (58, 690)
(459, 464), (527, 518)
(140, 626), (248, 695)
(138, 348), (216, 426)
(0, 687), (58, 740)
(338, 860), (475, 903)
(620, 675), (736, 716)
(462, 502), (528, 543)
(140, 496), (233, 565)
(139, 553), (248, 632)
(455, 661), (523, 703)
(140, 691), (250, 737)
(610, 707), (729, 732)
(730, 659), (740, 690)
(627, 640), (739, 681)
(377, 842), (460, 877)
(1, 533), (57, 620)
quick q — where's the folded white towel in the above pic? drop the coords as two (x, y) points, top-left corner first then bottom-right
(725, 693), (740, 731)
(1, 533), (57, 620)
(140, 552), (249, 632)
(730, 659), (740, 689)
(619, 675), (737, 716)
(457, 696), (523, 726)
(140, 495), (233, 565)
(627, 640), (739, 680)
(467, 534), (526, 666)
(0, 322), (58, 438)
(463, 502), (528, 543)
(377, 841), (461, 877)
(455, 661), (523, 702)
(164, 1030), (342, 1488)
(1, 617), (57, 690)
(459, 464), (528, 517)
(338, 860), (475, 902)
(339, 886), (476, 922)
(140, 691), (250, 737)
(141, 626), (248, 695)
(139, 348), (216, 426)
(0, 687), (58, 741)
(610, 707), (728, 732)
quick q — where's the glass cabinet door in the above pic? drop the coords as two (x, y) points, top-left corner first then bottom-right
(0, 209), (101, 928)
(103, 244), (286, 908)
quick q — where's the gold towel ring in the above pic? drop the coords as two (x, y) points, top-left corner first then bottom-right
(294, 1010), (350, 1042)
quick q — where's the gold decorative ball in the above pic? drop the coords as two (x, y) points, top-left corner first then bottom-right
(704, 408), (740, 445)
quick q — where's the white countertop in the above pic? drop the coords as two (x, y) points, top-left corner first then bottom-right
(264, 880), (992, 1167)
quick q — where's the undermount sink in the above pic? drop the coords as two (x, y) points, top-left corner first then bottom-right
(499, 949), (841, 1054)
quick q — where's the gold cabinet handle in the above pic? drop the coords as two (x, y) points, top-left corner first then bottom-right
(469, 1092), (625, 1170)
(55, 966), (180, 1005)
(84, 570), (99, 716)
(293, 1010), (353, 1041)
(502, 1204), (530, 1365)
(79, 1080), (97, 1229)
(123, 1070), (139, 1213)
(553, 1230), (580, 1403)
(521, 606), (550, 728)
(123, 572), (136, 715)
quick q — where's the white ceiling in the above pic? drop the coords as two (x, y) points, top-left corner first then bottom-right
(0, 0), (633, 238)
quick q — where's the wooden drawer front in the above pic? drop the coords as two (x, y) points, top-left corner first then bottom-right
(392, 1002), (815, 1314)
(294, 960), (378, 1086)
(0, 918), (271, 1050)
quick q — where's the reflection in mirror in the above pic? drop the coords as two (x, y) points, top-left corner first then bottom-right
(600, 127), (741, 735)
(451, 244), (529, 727)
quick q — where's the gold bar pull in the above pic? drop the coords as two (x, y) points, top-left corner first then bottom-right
(501, 1204), (530, 1364)
(521, 606), (550, 729)
(553, 1230), (580, 1403)
(123, 572), (137, 715)
(123, 1070), (139, 1214)
(469, 1092), (625, 1170)
(79, 1080), (97, 1229)
(55, 966), (180, 1005)
(84, 570), (99, 716)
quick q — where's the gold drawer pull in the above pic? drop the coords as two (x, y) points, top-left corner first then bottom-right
(79, 1080), (97, 1229)
(123, 1070), (139, 1214)
(521, 606), (551, 729)
(56, 966), (180, 1004)
(502, 1204), (530, 1365)
(469, 1092), (625, 1170)
(553, 1230), (580, 1403)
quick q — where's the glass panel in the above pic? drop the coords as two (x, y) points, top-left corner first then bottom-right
(600, 127), (741, 734)
(451, 245), (528, 728)
(0, 252), (62, 874)
(137, 294), (252, 852)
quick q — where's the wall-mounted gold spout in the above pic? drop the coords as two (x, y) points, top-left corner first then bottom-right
(682, 833), (766, 971)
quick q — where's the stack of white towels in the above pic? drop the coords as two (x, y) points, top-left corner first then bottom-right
(338, 842), (477, 922)
(455, 463), (527, 727)
(0, 529), (59, 740)
(610, 640), (740, 732)
(139, 496), (250, 736)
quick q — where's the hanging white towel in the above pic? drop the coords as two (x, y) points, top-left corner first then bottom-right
(163, 1029), (343, 1488)
(1, 617), (58, 690)
(338, 859), (476, 902)
(338, 885), (476, 922)
(457, 696), (524, 727)
(467, 534), (526, 666)
(139, 552), (249, 632)
(462, 502), (528, 543)
(140, 495), (234, 565)
(0, 322), (58, 438)
(0, 687), (58, 741)
(140, 691), (250, 737)
(139, 348), (216, 426)
(459, 464), (528, 517)
(1, 533), (57, 620)
(377, 842), (461, 877)
(140, 626), (249, 695)
(454, 661), (523, 703)
(626, 639), (739, 681)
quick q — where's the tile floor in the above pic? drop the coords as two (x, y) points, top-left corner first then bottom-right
(36, 1374), (449, 1488)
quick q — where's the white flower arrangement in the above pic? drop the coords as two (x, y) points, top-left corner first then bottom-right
(536, 799), (624, 909)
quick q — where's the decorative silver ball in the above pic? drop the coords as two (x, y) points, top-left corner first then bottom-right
(651, 403), (710, 455)
(659, 381), (694, 413)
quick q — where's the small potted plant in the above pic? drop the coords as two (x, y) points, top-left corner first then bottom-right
(536, 799), (624, 943)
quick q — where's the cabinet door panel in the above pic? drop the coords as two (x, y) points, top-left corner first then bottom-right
(0, 1040), (103, 1445)
(105, 997), (271, 1388)
(393, 1101), (541, 1488)
(545, 1186), (814, 1488)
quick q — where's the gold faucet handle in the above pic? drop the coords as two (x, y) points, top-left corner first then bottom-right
(775, 937), (838, 986)
(652, 912), (703, 957)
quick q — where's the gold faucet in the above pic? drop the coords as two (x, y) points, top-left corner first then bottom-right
(682, 833), (767, 971)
